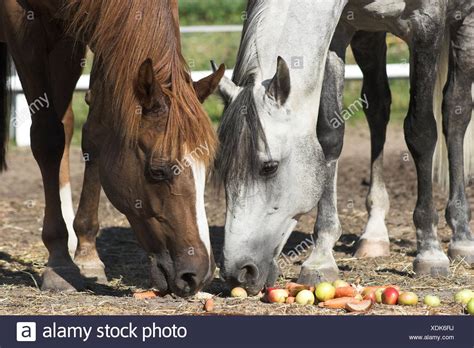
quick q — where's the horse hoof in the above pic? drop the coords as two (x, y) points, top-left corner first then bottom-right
(297, 266), (339, 285)
(448, 241), (474, 266)
(354, 239), (390, 258)
(41, 265), (84, 292)
(79, 265), (108, 284)
(413, 253), (450, 277)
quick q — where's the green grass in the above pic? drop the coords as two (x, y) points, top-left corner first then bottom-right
(179, 0), (247, 25)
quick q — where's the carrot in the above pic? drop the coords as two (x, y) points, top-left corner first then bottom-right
(285, 282), (313, 297)
(318, 297), (359, 309)
(133, 290), (159, 299)
(334, 286), (357, 298)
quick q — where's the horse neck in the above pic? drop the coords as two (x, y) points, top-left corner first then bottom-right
(235, 0), (348, 123)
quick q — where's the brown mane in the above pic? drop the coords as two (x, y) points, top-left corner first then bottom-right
(64, 0), (216, 164)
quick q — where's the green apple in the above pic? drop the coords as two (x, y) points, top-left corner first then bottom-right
(295, 290), (315, 305)
(315, 282), (336, 302)
(423, 295), (441, 307)
(454, 289), (474, 305)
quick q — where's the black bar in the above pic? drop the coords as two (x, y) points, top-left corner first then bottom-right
(2, 315), (472, 348)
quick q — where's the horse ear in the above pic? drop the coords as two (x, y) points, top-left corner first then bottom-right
(193, 63), (226, 103)
(210, 61), (239, 104)
(266, 56), (291, 105)
(135, 58), (160, 109)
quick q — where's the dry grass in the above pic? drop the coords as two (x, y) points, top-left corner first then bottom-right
(0, 126), (472, 316)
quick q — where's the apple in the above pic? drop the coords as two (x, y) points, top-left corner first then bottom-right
(204, 298), (214, 312)
(230, 287), (248, 298)
(267, 289), (289, 303)
(286, 296), (295, 304)
(363, 291), (376, 303)
(315, 282), (336, 302)
(398, 292), (418, 306)
(345, 299), (373, 312)
(295, 290), (315, 305)
(454, 289), (474, 305)
(333, 279), (349, 288)
(382, 287), (399, 305)
(467, 298), (474, 315)
(375, 288), (384, 304)
(423, 295), (441, 307)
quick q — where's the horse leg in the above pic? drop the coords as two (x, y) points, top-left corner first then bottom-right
(351, 31), (391, 258)
(2, 19), (82, 290)
(49, 39), (85, 260)
(404, 15), (450, 276)
(298, 25), (354, 284)
(444, 15), (474, 265)
(59, 103), (77, 257)
(73, 68), (107, 284)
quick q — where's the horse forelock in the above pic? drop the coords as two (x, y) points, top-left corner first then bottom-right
(64, 0), (216, 165)
(232, 0), (268, 86)
(214, 87), (270, 195)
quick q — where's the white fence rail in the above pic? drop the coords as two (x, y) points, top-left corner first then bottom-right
(11, 25), (410, 146)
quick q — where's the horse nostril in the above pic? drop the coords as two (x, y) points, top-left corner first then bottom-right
(237, 263), (259, 284)
(177, 272), (198, 294)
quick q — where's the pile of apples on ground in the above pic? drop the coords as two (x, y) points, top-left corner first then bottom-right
(228, 281), (474, 314)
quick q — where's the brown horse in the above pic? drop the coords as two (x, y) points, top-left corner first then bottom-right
(0, 0), (224, 297)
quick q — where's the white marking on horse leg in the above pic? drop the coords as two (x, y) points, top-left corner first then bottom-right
(361, 157), (390, 244)
(60, 183), (77, 257)
(190, 161), (211, 270)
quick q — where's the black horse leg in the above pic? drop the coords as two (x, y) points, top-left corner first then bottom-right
(404, 13), (450, 276)
(351, 31), (392, 258)
(443, 14), (474, 265)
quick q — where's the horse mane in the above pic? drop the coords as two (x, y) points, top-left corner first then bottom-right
(214, 87), (270, 195)
(63, 0), (216, 163)
(232, 0), (268, 85)
(214, 0), (271, 193)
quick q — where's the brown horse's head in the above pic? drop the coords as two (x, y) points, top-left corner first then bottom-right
(66, 0), (225, 297)
(94, 60), (224, 297)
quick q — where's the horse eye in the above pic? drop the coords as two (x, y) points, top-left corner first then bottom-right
(142, 103), (166, 116)
(260, 161), (279, 177)
(147, 164), (173, 182)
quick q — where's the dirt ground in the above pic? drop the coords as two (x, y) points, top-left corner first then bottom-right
(0, 124), (472, 315)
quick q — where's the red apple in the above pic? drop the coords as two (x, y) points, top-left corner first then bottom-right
(267, 289), (289, 303)
(363, 291), (376, 303)
(382, 287), (399, 305)
(398, 292), (418, 306)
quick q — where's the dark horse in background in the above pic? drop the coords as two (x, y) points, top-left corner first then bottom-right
(0, 0), (224, 297)
(300, 0), (474, 284)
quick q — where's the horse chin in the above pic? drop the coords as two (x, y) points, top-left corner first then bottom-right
(149, 256), (170, 294)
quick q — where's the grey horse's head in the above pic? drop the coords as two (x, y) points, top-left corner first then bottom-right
(214, 57), (327, 294)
